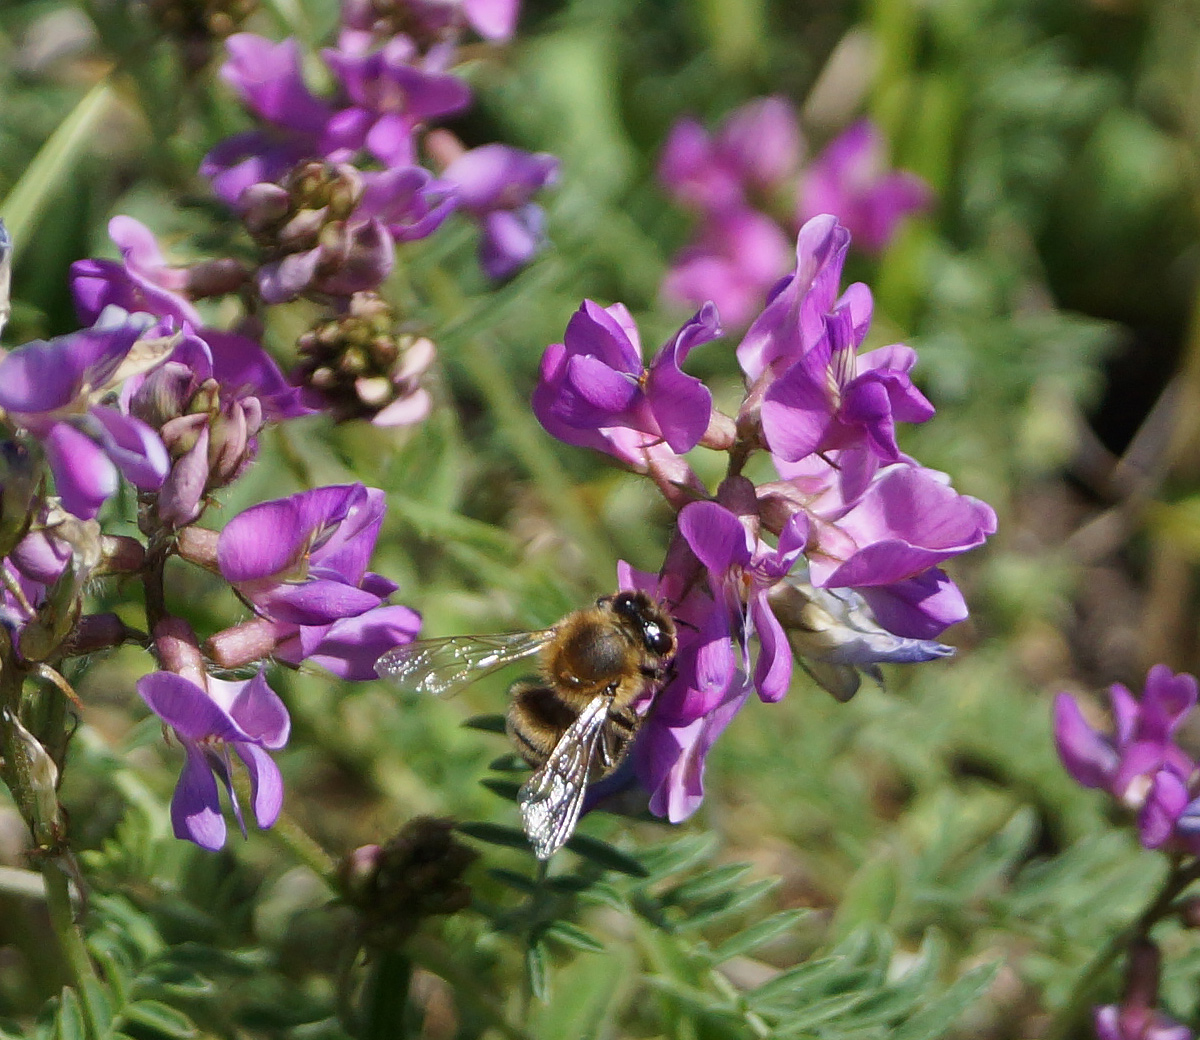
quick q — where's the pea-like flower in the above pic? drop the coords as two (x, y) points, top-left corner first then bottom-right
(798, 120), (932, 255)
(0, 312), (170, 519)
(1055, 666), (1200, 853)
(138, 668), (290, 850)
(533, 300), (722, 465)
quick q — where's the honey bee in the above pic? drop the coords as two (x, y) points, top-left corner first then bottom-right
(376, 591), (677, 859)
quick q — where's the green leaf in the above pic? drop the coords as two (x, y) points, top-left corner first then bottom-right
(480, 778), (523, 802)
(543, 921), (605, 954)
(747, 955), (848, 1013)
(644, 975), (736, 1017)
(710, 909), (811, 963)
(527, 942), (550, 1003)
(638, 834), (720, 881)
(771, 991), (877, 1036)
(82, 980), (114, 1039)
(662, 863), (754, 905)
(545, 874), (598, 895)
(890, 961), (1001, 1040)
(684, 878), (779, 928)
(488, 868), (539, 893)
(120, 1001), (198, 1040)
(54, 989), (86, 1040)
(488, 752), (530, 772)
(456, 821), (532, 850)
(463, 714), (508, 734)
(564, 835), (647, 877)
(0, 82), (117, 254)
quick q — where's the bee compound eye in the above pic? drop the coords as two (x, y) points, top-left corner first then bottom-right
(643, 622), (673, 655)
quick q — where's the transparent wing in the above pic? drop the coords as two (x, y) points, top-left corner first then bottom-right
(375, 630), (553, 698)
(518, 695), (610, 860)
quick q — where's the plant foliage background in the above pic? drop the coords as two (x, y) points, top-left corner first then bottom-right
(4, 0), (1200, 1037)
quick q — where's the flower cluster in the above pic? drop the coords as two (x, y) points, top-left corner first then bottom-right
(1055, 665), (1200, 856)
(1, 222), (420, 849)
(534, 213), (994, 821)
(660, 99), (931, 327)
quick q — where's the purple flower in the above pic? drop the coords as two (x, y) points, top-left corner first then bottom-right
(322, 37), (471, 168)
(797, 120), (932, 254)
(659, 97), (802, 212)
(678, 496), (808, 704)
(1055, 666), (1200, 851)
(442, 144), (558, 279)
(616, 562), (747, 823)
(532, 300), (722, 463)
(662, 206), (793, 328)
(139, 668), (289, 850)
(275, 603), (421, 680)
(1095, 1005), (1193, 1040)
(0, 313), (169, 519)
(201, 35), (335, 205)
(218, 483), (392, 626)
(342, 0), (521, 46)
(736, 214), (855, 383)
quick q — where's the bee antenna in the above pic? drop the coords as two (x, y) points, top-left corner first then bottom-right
(673, 617), (699, 633)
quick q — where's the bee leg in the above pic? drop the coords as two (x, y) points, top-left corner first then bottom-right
(596, 704), (640, 778)
(506, 681), (578, 768)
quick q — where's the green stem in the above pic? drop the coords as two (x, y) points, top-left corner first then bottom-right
(1045, 857), (1200, 1040)
(407, 934), (535, 1040)
(41, 859), (100, 1040)
(362, 949), (413, 1040)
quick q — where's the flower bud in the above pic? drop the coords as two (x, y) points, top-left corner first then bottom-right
(295, 293), (433, 425)
(337, 817), (478, 948)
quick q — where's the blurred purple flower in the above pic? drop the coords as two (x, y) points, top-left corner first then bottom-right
(442, 144), (558, 279)
(138, 668), (289, 850)
(662, 206), (792, 329)
(533, 300), (722, 463)
(322, 36), (471, 168)
(1095, 1005), (1193, 1040)
(798, 120), (932, 254)
(1054, 666), (1200, 852)
(0, 314), (169, 519)
(659, 97), (802, 212)
(218, 483), (392, 626)
(343, 0), (520, 44)
(201, 35), (336, 205)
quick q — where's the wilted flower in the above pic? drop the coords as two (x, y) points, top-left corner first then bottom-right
(798, 120), (932, 254)
(139, 668), (289, 850)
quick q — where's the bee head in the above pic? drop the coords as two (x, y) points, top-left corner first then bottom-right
(608, 590), (676, 658)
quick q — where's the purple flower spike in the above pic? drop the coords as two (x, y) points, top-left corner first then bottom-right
(798, 120), (932, 254)
(218, 484), (392, 627)
(138, 668), (290, 850)
(533, 300), (722, 461)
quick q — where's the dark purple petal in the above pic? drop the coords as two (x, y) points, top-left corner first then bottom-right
(479, 205), (546, 280)
(224, 670), (290, 749)
(857, 570), (967, 639)
(171, 743), (227, 850)
(1053, 693), (1119, 790)
(218, 497), (310, 581)
(279, 604), (422, 680)
(645, 303), (721, 453)
(221, 34), (332, 131)
(761, 362), (833, 463)
(1141, 664), (1198, 740)
(87, 407), (169, 490)
(563, 353), (641, 415)
(250, 578), (383, 626)
(564, 300), (644, 373)
(442, 144), (558, 213)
